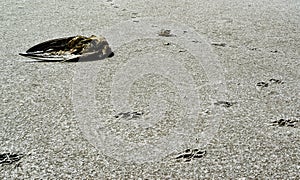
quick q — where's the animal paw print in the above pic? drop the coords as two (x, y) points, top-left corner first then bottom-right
(106, 0), (119, 8)
(269, 78), (284, 84)
(256, 78), (284, 88)
(256, 81), (269, 88)
(174, 149), (206, 162)
(158, 29), (176, 37)
(0, 153), (24, 165)
(214, 101), (236, 108)
(114, 111), (143, 120)
(269, 118), (299, 128)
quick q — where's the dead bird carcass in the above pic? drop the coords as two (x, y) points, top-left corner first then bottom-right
(19, 35), (114, 61)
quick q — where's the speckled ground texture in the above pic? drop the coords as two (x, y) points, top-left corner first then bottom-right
(1, 0), (299, 179)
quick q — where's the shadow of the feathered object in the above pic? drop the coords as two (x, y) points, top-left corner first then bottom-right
(19, 52), (114, 63)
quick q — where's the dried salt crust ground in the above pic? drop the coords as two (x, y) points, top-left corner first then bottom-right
(1, 0), (299, 179)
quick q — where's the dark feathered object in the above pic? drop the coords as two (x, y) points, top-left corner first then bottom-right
(19, 35), (114, 61)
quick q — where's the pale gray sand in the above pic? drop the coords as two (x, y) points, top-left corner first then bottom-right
(1, 0), (299, 179)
